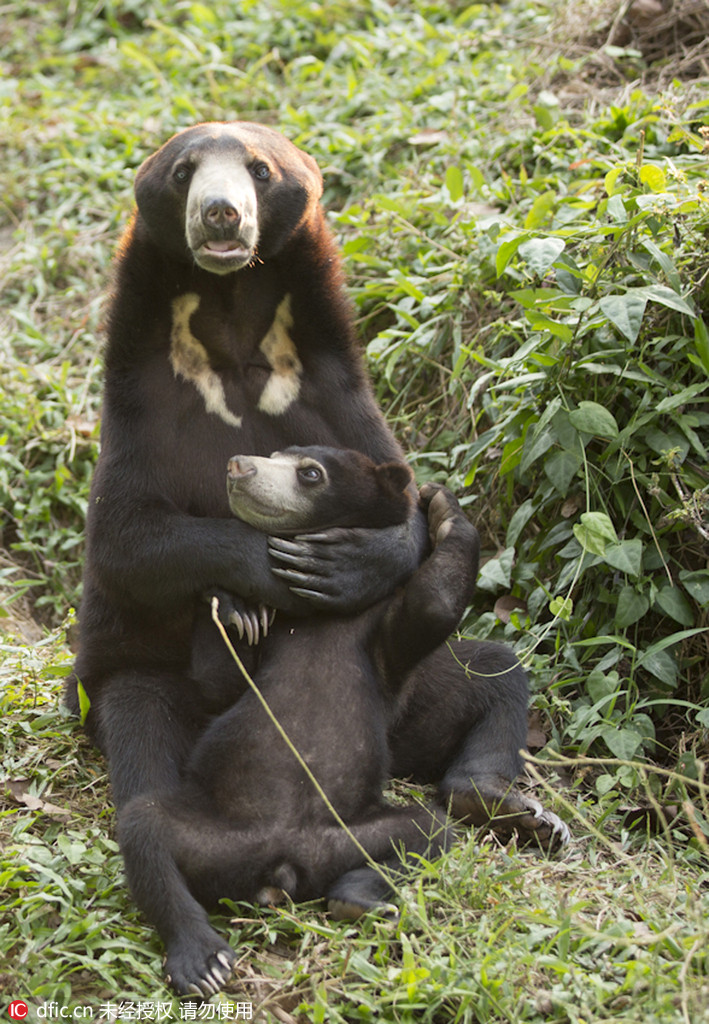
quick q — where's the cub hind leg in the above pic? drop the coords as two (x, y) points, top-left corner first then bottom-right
(322, 803), (451, 920)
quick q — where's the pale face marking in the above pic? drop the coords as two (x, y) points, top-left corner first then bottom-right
(257, 295), (303, 416)
(170, 293), (243, 429)
(227, 451), (328, 532)
(185, 152), (259, 275)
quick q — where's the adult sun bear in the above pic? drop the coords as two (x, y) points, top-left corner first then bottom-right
(67, 120), (567, 940)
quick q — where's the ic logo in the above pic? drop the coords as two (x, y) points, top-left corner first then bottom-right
(8, 1003), (28, 1021)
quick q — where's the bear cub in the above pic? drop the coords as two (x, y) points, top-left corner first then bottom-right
(118, 446), (479, 997)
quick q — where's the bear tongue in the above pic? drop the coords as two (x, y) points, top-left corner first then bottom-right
(205, 240), (241, 252)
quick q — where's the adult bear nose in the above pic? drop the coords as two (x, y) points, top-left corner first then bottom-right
(203, 198), (241, 229)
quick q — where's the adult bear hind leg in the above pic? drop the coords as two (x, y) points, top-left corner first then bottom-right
(118, 791), (244, 998)
(88, 669), (209, 807)
(389, 640), (569, 851)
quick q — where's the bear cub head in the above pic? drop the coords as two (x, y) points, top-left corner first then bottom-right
(227, 446), (414, 535)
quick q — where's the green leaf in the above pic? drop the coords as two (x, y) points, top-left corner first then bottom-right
(655, 381), (708, 413)
(604, 539), (643, 577)
(544, 449), (582, 493)
(587, 669), (620, 702)
(614, 586), (649, 628)
(573, 512), (619, 555)
(638, 648), (678, 687)
(524, 191), (556, 229)
(445, 164), (464, 202)
(640, 238), (681, 292)
(549, 596), (573, 620)
(679, 570), (709, 606)
(518, 236), (566, 277)
(693, 316), (709, 377)
(524, 311), (573, 343)
(599, 291), (648, 343)
(602, 726), (644, 760)
(477, 547), (515, 591)
(77, 680), (91, 725)
(520, 424), (555, 473)
(596, 773), (617, 795)
(604, 165), (625, 196)
(569, 401), (619, 438)
(506, 499), (535, 547)
(639, 164), (667, 192)
(640, 283), (695, 317)
(496, 234), (524, 277)
(654, 585), (695, 626)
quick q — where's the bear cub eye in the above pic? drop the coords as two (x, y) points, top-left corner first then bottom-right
(297, 466), (323, 484)
(251, 162), (271, 181)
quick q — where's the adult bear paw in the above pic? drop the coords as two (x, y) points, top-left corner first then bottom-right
(207, 589), (274, 646)
(443, 775), (570, 853)
(164, 931), (239, 997)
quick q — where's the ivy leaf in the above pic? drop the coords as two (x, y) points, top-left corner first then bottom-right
(602, 726), (644, 760)
(615, 586), (649, 628)
(599, 290), (648, 343)
(569, 401), (619, 438)
(573, 511), (618, 555)
(679, 570), (709, 605)
(544, 449), (582, 494)
(477, 547), (515, 591)
(654, 586), (695, 626)
(641, 283), (695, 317)
(604, 539), (643, 577)
(518, 236), (566, 277)
(549, 596), (573, 621)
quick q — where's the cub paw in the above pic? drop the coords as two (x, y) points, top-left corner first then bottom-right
(419, 484), (469, 547)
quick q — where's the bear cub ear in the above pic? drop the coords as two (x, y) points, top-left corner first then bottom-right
(374, 461), (414, 498)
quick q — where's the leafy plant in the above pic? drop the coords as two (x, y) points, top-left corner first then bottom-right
(1, 0), (708, 1017)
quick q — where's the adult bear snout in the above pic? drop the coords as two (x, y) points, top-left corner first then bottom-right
(202, 197), (242, 231)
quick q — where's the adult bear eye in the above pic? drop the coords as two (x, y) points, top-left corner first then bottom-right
(252, 162), (271, 181)
(173, 164), (192, 184)
(298, 466), (322, 484)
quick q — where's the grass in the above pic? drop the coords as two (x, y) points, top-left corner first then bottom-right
(1, 0), (708, 1020)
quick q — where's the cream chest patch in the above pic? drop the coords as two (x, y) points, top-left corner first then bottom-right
(257, 294), (303, 416)
(169, 291), (302, 425)
(170, 293), (243, 428)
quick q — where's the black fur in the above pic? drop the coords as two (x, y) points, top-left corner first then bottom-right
(65, 122), (545, 992)
(119, 457), (475, 996)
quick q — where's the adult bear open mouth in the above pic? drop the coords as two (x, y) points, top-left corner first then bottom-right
(195, 237), (254, 272)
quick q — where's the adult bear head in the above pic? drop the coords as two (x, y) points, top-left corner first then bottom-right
(133, 121), (324, 274)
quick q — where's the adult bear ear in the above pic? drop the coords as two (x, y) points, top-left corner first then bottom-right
(293, 146), (324, 201)
(375, 461), (414, 496)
